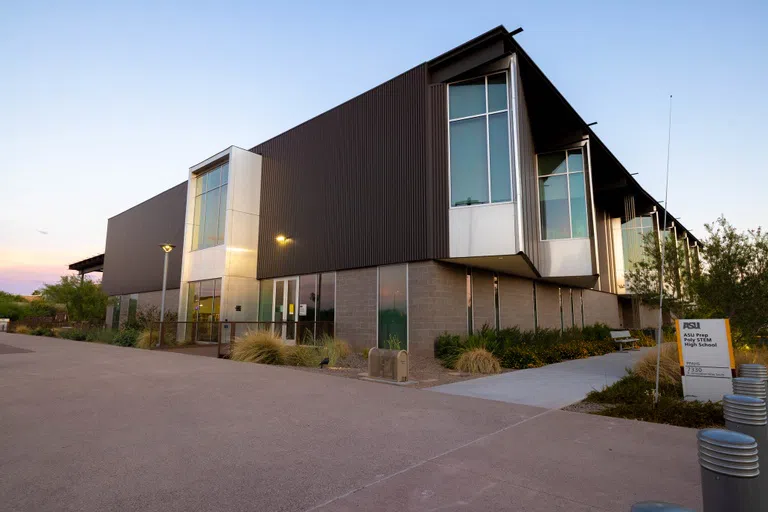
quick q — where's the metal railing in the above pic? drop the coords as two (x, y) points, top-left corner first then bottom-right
(149, 320), (334, 358)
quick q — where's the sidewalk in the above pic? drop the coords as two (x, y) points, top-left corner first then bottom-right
(430, 347), (652, 408)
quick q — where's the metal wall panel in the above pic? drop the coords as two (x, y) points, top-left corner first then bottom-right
(516, 69), (540, 269)
(101, 182), (187, 296)
(254, 64), (449, 279)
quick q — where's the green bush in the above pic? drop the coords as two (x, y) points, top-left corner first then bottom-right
(30, 327), (54, 337)
(86, 329), (116, 343)
(56, 328), (88, 341)
(112, 329), (140, 347)
(586, 373), (681, 405)
(434, 333), (463, 368)
(500, 346), (543, 369)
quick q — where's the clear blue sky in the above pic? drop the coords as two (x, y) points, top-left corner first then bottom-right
(1, 0), (766, 294)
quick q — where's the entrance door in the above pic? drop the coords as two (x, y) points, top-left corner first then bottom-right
(273, 278), (298, 343)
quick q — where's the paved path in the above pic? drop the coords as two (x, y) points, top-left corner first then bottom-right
(0, 334), (699, 511)
(431, 348), (653, 408)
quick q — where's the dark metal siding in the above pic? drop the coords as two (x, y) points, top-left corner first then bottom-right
(101, 182), (187, 296)
(428, 83), (450, 259)
(516, 69), (540, 269)
(255, 64), (448, 279)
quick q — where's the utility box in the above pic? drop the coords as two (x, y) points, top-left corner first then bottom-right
(0, 319), (9, 332)
(368, 348), (408, 382)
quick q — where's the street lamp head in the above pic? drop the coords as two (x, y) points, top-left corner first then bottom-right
(160, 243), (176, 253)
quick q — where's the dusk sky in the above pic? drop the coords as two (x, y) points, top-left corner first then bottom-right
(1, 1), (766, 295)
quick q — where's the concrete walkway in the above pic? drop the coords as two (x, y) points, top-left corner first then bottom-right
(431, 347), (653, 408)
(0, 335), (699, 511)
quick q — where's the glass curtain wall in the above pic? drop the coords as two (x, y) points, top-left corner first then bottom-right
(538, 148), (588, 240)
(192, 162), (229, 250)
(127, 294), (138, 324)
(256, 273), (335, 339)
(621, 216), (654, 281)
(378, 265), (407, 349)
(185, 278), (222, 341)
(448, 73), (512, 207)
(111, 296), (121, 329)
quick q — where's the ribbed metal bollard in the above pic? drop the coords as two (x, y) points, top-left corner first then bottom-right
(733, 377), (767, 400)
(630, 501), (694, 511)
(723, 394), (768, 506)
(739, 364), (768, 396)
(698, 429), (761, 511)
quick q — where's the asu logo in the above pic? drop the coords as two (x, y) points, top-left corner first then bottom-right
(683, 322), (701, 329)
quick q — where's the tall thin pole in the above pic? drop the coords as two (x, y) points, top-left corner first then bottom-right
(158, 251), (169, 348)
(654, 95), (673, 404)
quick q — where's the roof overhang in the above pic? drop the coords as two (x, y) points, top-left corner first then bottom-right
(440, 252), (540, 279)
(68, 254), (105, 274)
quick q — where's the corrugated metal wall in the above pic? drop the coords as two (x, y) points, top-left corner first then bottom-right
(516, 69), (540, 269)
(254, 64), (449, 279)
(101, 182), (187, 296)
(428, 83), (450, 258)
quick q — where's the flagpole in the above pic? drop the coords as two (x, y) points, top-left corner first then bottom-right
(654, 95), (673, 404)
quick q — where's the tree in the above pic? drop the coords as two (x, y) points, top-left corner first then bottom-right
(40, 275), (108, 323)
(626, 216), (768, 343)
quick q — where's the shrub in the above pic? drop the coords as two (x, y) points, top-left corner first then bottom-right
(113, 329), (140, 347)
(56, 328), (88, 341)
(14, 325), (32, 335)
(596, 395), (723, 428)
(501, 346), (543, 369)
(435, 333), (462, 368)
(86, 328), (116, 344)
(633, 343), (682, 385)
(30, 327), (54, 337)
(283, 345), (322, 367)
(231, 330), (284, 364)
(586, 373), (681, 405)
(735, 343), (768, 369)
(456, 348), (501, 374)
(362, 348), (370, 360)
(322, 335), (351, 367)
(136, 330), (156, 350)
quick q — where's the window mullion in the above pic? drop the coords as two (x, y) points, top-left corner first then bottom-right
(485, 76), (491, 202)
(566, 151), (573, 238)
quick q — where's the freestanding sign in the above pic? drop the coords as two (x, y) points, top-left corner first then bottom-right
(676, 319), (735, 402)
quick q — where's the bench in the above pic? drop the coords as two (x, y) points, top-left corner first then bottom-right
(610, 330), (638, 352)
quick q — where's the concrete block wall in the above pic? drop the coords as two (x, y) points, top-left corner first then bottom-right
(471, 269), (495, 330)
(582, 289), (622, 328)
(137, 289), (180, 317)
(335, 267), (377, 351)
(408, 261), (467, 356)
(536, 283), (562, 330)
(498, 275), (535, 331)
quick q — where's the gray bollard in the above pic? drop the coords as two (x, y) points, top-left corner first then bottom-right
(733, 377), (767, 400)
(698, 429), (761, 512)
(630, 501), (694, 511)
(739, 364), (768, 395)
(723, 394), (768, 505)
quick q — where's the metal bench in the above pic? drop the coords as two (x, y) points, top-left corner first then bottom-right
(610, 330), (638, 352)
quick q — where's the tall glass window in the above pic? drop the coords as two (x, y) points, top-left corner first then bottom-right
(192, 162), (229, 250)
(111, 296), (121, 330)
(448, 73), (512, 207)
(127, 293), (138, 324)
(538, 148), (588, 240)
(317, 272), (335, 323)
(258, 279), (274, 322)
(378, 265), (407, 349)
(621, 216), (654, 274)
(186, 278), (222, 341)
(466, 268), (473, 334)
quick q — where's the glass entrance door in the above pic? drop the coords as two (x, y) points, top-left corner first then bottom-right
(273, 278), (298, 343)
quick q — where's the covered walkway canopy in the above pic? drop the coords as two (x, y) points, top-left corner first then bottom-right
(68, 254), (105, 281)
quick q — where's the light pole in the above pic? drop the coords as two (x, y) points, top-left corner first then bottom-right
(158, 243), (175, 347)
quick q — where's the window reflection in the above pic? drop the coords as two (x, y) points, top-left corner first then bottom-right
(192, 162), (229, 250)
